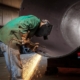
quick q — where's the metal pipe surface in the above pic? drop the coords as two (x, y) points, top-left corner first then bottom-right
(20, 0), (80, 58)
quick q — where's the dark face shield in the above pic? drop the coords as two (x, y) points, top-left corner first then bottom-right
(35, 24), (53, 40)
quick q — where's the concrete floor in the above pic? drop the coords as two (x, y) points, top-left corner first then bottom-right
(0, 54), (80, 80)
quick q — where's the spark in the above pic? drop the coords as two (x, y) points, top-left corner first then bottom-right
(23, 54), (42, 80)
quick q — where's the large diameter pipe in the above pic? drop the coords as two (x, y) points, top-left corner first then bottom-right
(20, 0), (80, 58)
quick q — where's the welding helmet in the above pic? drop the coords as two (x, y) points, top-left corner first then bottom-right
(35, 20), (53, 40)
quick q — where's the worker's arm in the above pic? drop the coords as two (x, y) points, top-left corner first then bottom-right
(21, 31), (39, 51)
(21, 31), (30, 44)
(18, 15), (40, 51)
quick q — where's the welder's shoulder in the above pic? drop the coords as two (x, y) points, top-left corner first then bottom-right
(25, 15), (41, 29)
(23, 15), (39, 18)
(23, 15), (40, 21)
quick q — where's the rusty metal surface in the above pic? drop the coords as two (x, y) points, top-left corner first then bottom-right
(20, 0), (80, 58)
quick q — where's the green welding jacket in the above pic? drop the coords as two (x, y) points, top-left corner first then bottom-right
(0, 15), (40, 46)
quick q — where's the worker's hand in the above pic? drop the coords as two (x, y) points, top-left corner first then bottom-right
(22, 38), (30, 44)
(35, 43), (39, 45)
(32, 43), (39, 52)
(21, 31), (30, 44)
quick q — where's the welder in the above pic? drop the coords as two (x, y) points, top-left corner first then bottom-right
(0, 15), (52, 80)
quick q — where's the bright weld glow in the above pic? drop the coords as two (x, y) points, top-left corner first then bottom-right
(23, 54), (42, 80)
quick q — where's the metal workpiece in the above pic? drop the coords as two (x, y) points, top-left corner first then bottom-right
(61, 1), (80, 49)
(20, 0), (80, 58)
